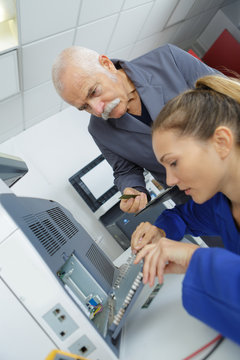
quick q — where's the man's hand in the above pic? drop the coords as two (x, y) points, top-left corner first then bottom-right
(131, 221), (165, 253)
(120, 187), (147, 213)
(134, 238), (199, 287)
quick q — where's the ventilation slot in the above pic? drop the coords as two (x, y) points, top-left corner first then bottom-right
(23, 210), (69, 256)
(86, 244), (114, 286)
(42, 219), (66, 246)
(28, 221), (61, 256)
(47, 207), (78, 239)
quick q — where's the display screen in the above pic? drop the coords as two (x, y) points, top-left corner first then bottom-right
(69, 154), (119, 212)
(81, 159), (115, 199)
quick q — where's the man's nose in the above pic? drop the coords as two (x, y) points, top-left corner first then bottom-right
(88, 98), (105, 116)
(166, 170), (179, 187)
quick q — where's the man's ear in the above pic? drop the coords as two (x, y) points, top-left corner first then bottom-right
(212, 126), (233, 159)
(99, 55), (117, 73)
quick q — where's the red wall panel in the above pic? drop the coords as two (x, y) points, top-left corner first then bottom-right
(202, 29), (240, 78)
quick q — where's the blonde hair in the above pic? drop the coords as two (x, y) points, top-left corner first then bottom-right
(152, 75), (240, 144)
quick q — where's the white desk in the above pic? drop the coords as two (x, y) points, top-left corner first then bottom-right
(121, 273), (240, 360)
(112, 247), (240, 360)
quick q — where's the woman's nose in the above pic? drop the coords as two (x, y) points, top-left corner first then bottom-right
(166, 170), (179, 187)
(88, 98), (105, 116)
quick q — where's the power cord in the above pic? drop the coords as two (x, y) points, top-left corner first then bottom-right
(182, 334), (224, 360)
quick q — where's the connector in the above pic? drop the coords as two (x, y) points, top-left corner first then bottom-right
(43, 303), (78, 340)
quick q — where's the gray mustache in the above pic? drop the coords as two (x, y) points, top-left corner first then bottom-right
(102, 98), (120, 120)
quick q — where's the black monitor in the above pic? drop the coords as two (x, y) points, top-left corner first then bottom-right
(69, 155), (118, 212)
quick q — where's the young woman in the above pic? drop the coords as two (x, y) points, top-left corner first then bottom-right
(131, 75), (240, 345)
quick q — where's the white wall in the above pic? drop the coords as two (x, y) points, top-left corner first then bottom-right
(0, 0), (236, 143)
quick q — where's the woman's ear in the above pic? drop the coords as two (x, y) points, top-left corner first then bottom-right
(212, 126), (233, 159)
(98, 55), (117, 73)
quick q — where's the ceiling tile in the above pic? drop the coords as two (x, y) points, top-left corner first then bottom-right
(123, 0), (153, 10)
(79, 0), (124, 25)
(0, 50), (19, 101)
(210, 0), (225, 8)
(23, 81), (61, 129)
(186, 0), (210, 17)
(222, 0), (238, 4)
(167, 0), (196, 26)
(108, 3), (152, 52)
(107, 45), (132, 61)
(138, 0), (178, 39)
(130, 23), (180, 59)
(18, 0), (81, 44)
(130, 33), (163, 59)
(75, 15), (118, 53)
(186, 0), (224, 18)
(221, 0), (240, 28)
(172, 8), (217, 45)
(21, 30), (75, 91)
(0, 95), (23, 143)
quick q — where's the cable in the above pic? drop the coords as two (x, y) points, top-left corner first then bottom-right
(201, 336), (225, 360)
(182, 334), (224, 360)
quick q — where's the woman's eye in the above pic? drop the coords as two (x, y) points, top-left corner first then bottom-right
(170, 161), (177, 167)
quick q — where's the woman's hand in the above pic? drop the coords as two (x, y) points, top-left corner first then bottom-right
(120, 187), (148, 213)
(131, 221), (165, 253)
(134, 238), (199, 287)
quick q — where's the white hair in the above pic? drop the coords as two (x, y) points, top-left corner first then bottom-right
(52, 46), (115, 95)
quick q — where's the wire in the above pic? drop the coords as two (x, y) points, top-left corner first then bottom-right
(201, 336), (225, 360)
(182, 334), (224, 360)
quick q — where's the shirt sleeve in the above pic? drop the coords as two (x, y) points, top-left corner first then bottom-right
(182, 247), (240, 345)
(154, 197), (220, 240)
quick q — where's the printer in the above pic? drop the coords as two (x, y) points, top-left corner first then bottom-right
(0, 153), (161, 360)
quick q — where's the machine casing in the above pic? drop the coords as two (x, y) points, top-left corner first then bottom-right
(0, 180), (156, 360)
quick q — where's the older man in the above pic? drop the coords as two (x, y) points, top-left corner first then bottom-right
(52, 44), (217, 213)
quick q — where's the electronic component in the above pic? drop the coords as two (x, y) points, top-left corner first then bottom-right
(57, 251), (144, 341)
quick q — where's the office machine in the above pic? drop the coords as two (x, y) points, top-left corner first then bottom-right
(0, 153), (160, 360)
(69, 155), (180, 250)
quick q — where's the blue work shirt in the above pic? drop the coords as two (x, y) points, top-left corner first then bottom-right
(154, 192), (240, 345)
